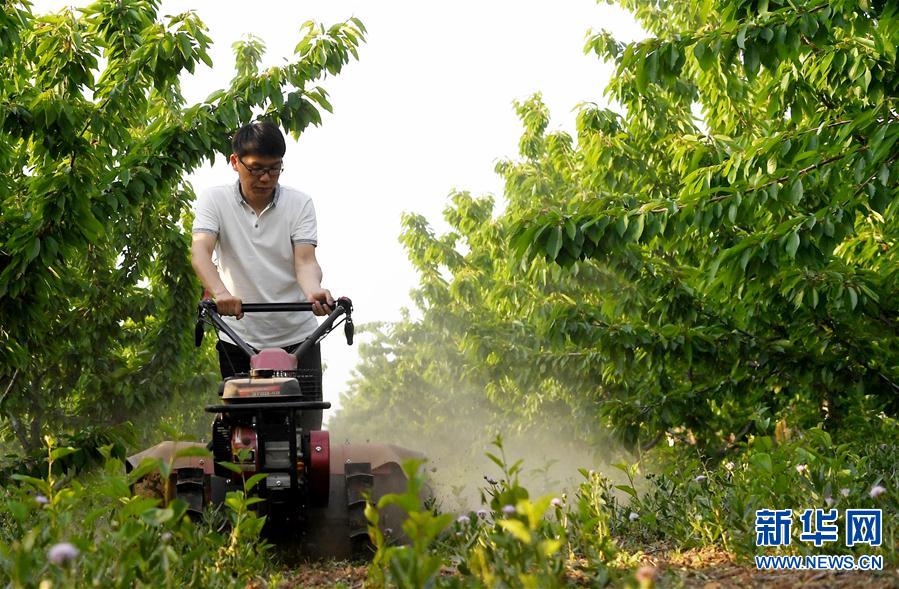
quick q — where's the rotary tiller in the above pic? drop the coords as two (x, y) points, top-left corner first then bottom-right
(127, 297), (421, 558)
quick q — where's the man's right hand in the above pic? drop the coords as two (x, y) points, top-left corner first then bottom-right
(214, 293), (243, 319)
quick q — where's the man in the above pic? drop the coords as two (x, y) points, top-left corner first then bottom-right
(191, 120), (333, 425)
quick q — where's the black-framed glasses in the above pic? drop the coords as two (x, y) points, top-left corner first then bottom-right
(238, 156), (283, 177)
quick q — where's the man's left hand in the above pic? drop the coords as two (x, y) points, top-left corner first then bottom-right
(307, 288), (335, 316)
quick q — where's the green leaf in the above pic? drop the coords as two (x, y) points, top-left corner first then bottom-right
(625, 214), (644, 242)
(693, 42), (706, 62)
(498, 519), (532, 544)
(749, 452), (773, 473)
(646, 50), (659, 82)
(545, 226), (563, 260)
(614, 215), (629, 237)
(539, 538), (564, 557)
(615, 484), (638, 498)
(743, 44), (760, 77)
(120, 496), (161, 519)
(695, 41), (715, 70)
(635, 58), (649, 91)
(878, 164), (889, 186)
(727, 203), (738, 224)
(128, 459), (162, 485)
(378, 491), (420, 514)
(789, 179), (803, 204)
(785, 232), (800, 259)
(7, 501), (29, 524)
(50, 446), (78, 461)
(245, 472), (268, 492)
(485, 452), (504, 470)
(141, 507), (175, 526)
(11, 474), (51, 494)
(216, 461), (244, 475)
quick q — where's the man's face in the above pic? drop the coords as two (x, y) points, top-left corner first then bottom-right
(230, 153), (283, 201)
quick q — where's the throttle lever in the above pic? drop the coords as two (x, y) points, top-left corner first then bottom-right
(194, 307), (206, 347)
(344, 315), (354, 345)
(194, 320), (205, 347)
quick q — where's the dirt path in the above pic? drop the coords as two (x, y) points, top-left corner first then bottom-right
(644, 546), (899, 588)
(278, 561), (367, 588)
(274, 547), (899, 588)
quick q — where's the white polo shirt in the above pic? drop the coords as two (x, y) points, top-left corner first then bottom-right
(192, 181), (318, 349)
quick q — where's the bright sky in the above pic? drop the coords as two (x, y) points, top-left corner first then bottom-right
(31, 0), (642, 416)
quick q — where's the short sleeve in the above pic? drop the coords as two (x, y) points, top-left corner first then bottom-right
(192, 189), (220, 234)
(291, 198), (317, 246)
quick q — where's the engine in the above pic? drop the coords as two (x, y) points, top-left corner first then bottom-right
(210, 369), (330, 511)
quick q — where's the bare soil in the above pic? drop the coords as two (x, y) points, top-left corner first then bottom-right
(644, 546), (899, 588)
(275, 546), (899, 588)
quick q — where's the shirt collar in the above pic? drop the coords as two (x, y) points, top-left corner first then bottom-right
(234, 180), (280, 207)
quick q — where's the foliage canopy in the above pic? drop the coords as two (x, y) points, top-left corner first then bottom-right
(0, 0), (365, 451)
(334, 0), (899, 453)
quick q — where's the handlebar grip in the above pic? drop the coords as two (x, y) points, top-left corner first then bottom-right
(202, 299), (350, 314)
(198, 297), (353, 360)
(239, 302), (316, 312)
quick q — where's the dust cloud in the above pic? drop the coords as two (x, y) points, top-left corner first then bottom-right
(329, 393), (636, 515)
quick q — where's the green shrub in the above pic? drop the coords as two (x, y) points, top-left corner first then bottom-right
(0, 438), (274, 588)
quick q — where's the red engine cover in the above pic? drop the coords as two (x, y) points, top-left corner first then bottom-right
(250, 348), (298, 371)
(308, 430), (330, 507)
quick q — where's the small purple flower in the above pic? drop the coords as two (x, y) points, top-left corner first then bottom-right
(551, 497), (563, 507)
(502, 504), (516, 516)
(694, 475), (707, 483)
(456, 515), (470, 524)
(869, 485), (887, 499)
(795, 464), (808, 474)
(476, 509), (489, 519)
(35, 494), (48, 505)
(47, 542), (79, 565)
(161, 532), (172, 543)
(840, 488), (850, 497)
(629, 511), (639, 521)
(825, 496), (834, 507)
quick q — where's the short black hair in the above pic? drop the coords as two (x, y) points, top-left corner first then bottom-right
(231, 120), (286, 158)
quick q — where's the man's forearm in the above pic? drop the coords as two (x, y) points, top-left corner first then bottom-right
(191, 248), (230, 297)
(295, 261), (323, 297)
(292, 244), (332, 314)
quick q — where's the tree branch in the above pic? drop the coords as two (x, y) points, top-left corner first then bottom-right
(0, 368), (18, 406)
